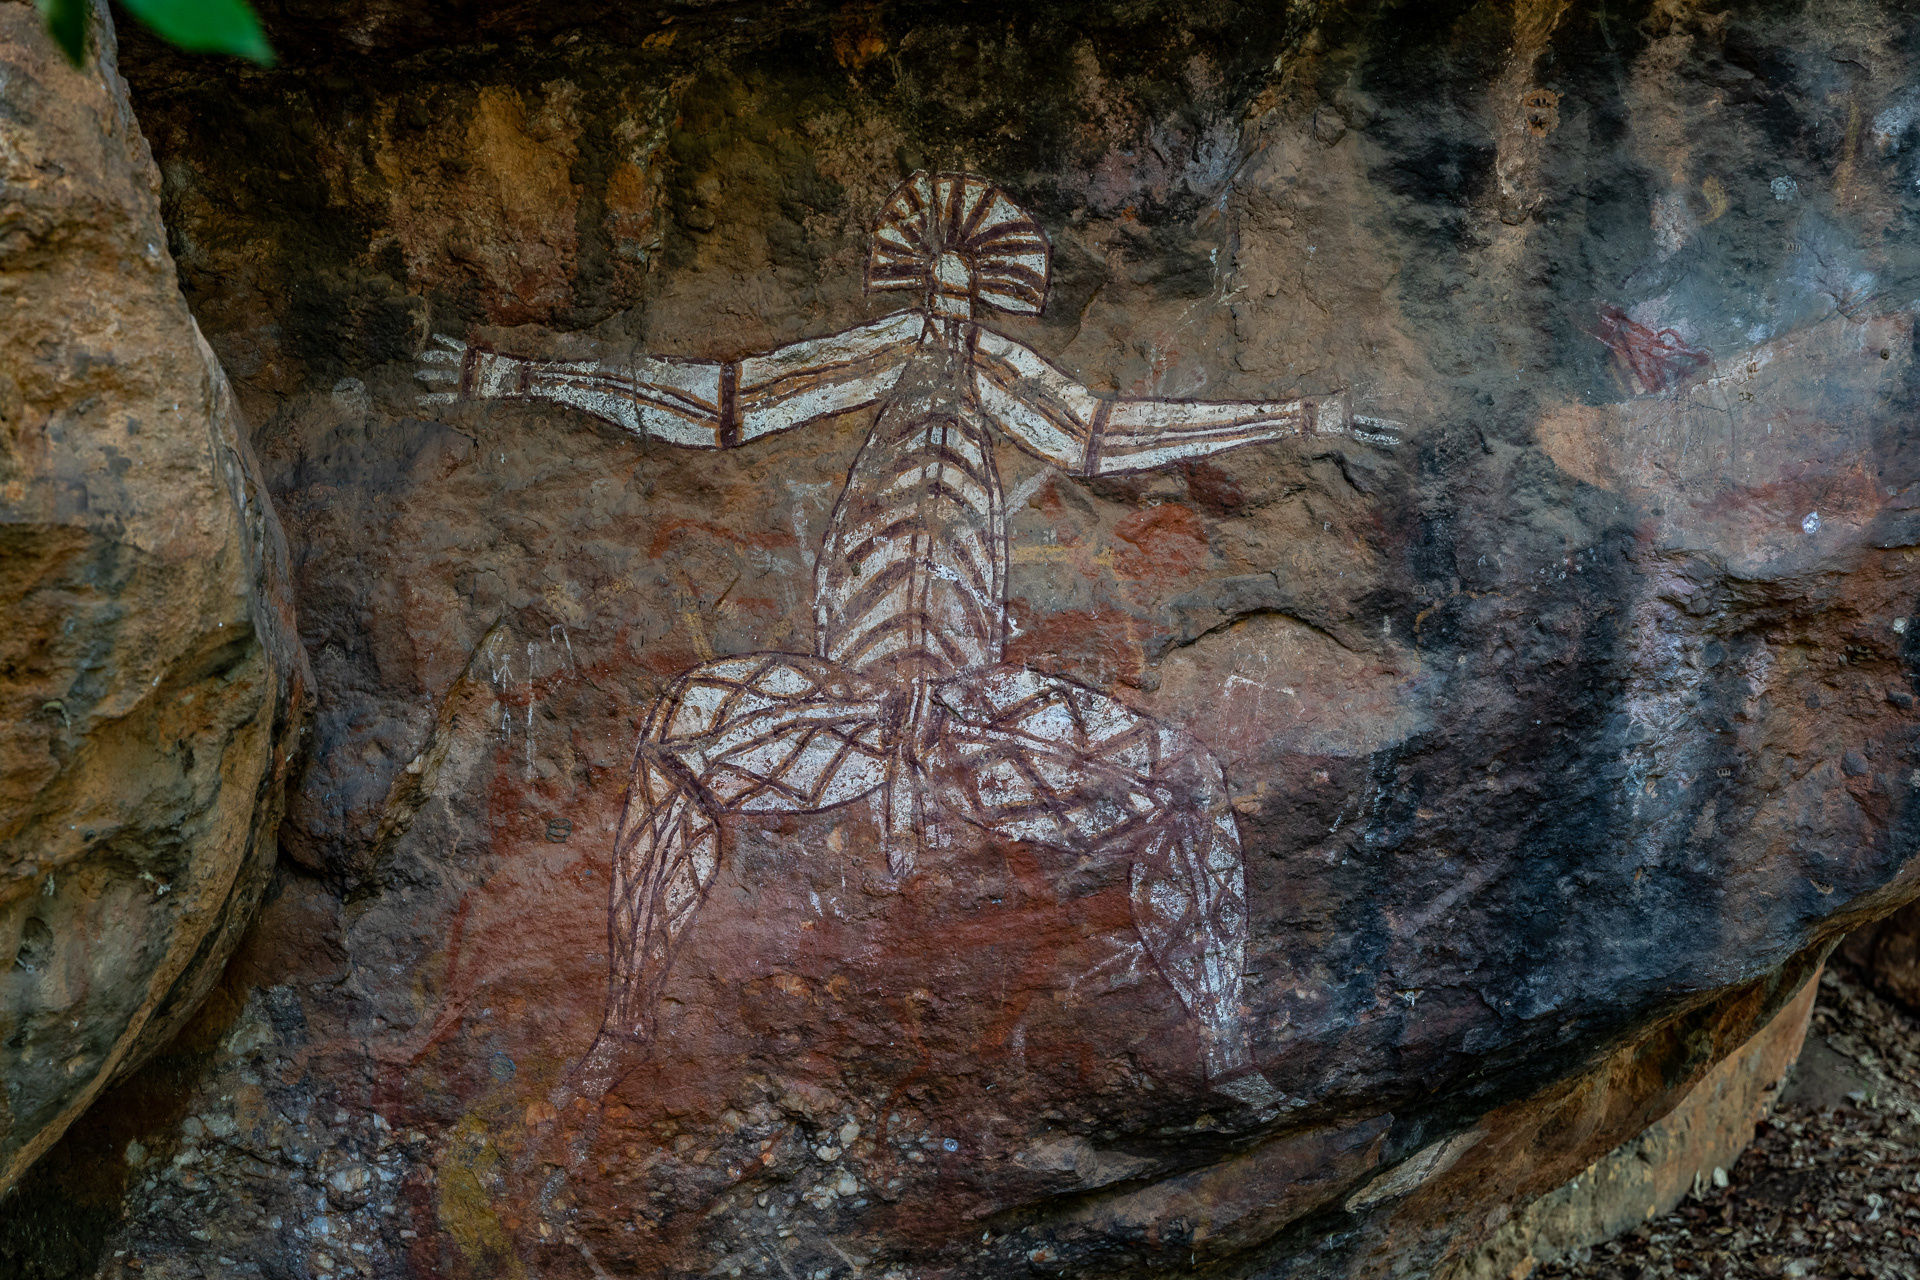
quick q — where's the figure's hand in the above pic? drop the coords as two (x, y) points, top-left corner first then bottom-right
(414, 333), (466, 406)
(1348, 413), (1403, 449)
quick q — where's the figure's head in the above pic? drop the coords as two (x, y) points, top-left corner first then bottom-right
(865, 171), (1051, 321)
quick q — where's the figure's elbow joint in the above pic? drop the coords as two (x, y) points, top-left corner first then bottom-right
(1076, 398), (1112, 476)
(1303, 390), (1350, 437)
(466, 348), (534, 401)
(1305, 390), (1400, 449)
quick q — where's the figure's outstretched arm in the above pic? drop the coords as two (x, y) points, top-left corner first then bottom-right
(416, 310), (929, 448)
(969, 328), (1400, 474)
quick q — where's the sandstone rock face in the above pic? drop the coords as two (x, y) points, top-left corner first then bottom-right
(0, 0), (307, 1198)
(7, 1), (1920, 1277)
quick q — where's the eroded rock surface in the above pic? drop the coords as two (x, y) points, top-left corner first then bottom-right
(0, 0), (306, 1199)
(1840, 902), (1920, 1011)
(6, 1), (1920, 1277)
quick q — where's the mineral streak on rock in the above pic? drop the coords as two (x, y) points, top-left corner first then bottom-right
(0, 0), (308, 1199)
(5, 1), (1920, 1278)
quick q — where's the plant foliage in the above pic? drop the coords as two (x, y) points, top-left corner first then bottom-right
(37, 0), (274, 68)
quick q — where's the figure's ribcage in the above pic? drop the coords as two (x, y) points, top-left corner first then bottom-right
(815, 407), (1007, 680)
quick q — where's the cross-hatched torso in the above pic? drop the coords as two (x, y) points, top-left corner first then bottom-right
(813, 342), (1008, 684)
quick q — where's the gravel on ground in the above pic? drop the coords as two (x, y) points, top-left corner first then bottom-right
(1545, 963), (1920, 1280)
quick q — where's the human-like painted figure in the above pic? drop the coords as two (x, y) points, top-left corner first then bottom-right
(418, 172), (1398, 1102)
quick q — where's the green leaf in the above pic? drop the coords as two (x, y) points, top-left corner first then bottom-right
(117, 0), (275, 64)
(36, 0), (90, 66)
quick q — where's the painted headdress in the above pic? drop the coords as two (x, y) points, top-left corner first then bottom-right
(865, 171), (1051, 321)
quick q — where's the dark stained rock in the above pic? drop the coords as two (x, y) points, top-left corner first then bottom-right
(1840, 900), (1920, 1011)
(0, 0), (308, 1198)
(6, 0), (1920, 1277)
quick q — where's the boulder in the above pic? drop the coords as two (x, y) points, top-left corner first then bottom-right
(0, 0), (307, 1197)
(1453, 962), (1821, 1278)
(5, 1), (1919, 1277)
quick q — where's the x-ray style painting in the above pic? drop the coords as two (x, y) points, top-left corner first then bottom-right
(418, 172), (1397, 1102)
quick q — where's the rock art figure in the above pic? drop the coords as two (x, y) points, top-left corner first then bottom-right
(418, 172), (1397, 1101)
(1594, 304), (1713, 394)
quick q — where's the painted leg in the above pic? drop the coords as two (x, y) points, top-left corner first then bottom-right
(571, 653), (891, 1100)
(569, 738), (721, 1102)
(605, 753), (721, 1039)
(1124, 741), (1256, 1087)
(922, 665), (1263, 1097)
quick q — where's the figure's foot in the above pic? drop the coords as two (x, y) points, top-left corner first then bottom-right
(1211, 1070), (1285, 1110)
(1200, 1018), (1252, 1077)
(1200, 1021), (1284, 1108)
(550, 1033), (625, 1110)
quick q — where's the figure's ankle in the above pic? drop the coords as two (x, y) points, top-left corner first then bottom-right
(552, 1033), (625, 1108)
(1199, 1027), (1285, 1109)
(1200, 1021), (1252, 1078)
(1211, 1070), (1284, 1109)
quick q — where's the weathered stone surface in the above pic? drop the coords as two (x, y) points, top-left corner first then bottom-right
(7, 0), (1920, 1277)
(1452, 961), (1820, 1278)
(1839, 901), (1920, 1010)
(0, 0), (307, 1198)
